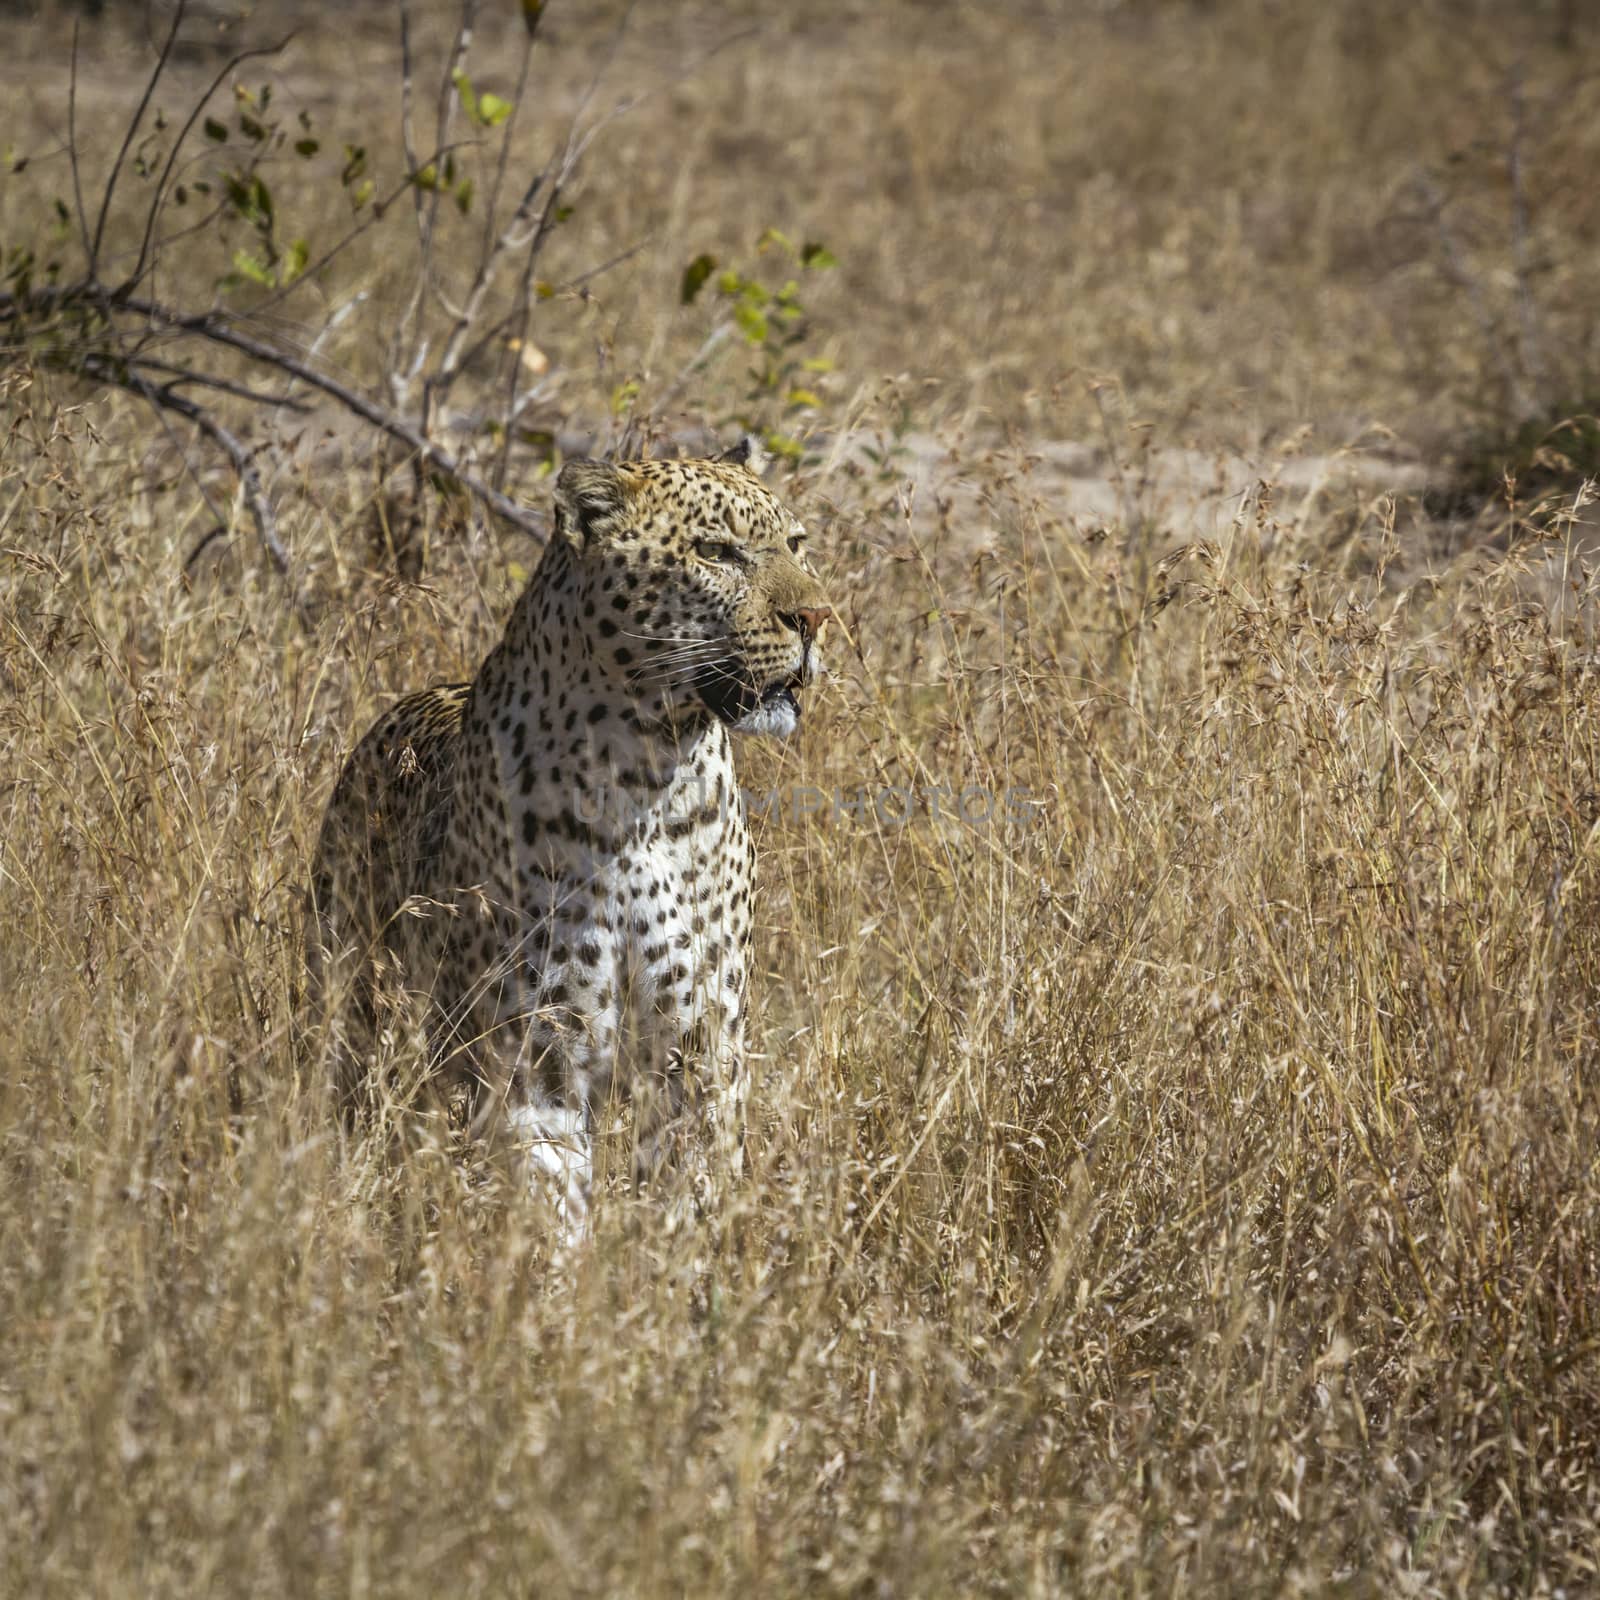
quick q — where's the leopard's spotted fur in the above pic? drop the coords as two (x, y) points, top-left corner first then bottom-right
(308, 443), (830, 1237)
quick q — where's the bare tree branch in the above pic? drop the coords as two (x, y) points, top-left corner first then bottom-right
(129, 356), (315, 412)
(388, 0), (481, 403)
(6, 0), (750, 595)
(479, 20), (538, 258)
(117, 296), (549, 541)
(85, 354), (295, 581)
(422, 0), (479, 274)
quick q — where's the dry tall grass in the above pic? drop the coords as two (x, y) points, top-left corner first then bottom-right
(7, 371), (1600, 1594)
(4, 2), (1600, 1595)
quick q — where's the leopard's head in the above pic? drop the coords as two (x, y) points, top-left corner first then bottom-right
(553, 440), (831, 737)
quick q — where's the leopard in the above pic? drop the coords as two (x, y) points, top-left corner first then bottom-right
(307, 440), (831, 1242)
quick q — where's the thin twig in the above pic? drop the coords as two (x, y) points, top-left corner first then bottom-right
(422, 154), (554, 413)
(132, 183), (235, 263)
(438, 234), (651, 410)
(399, 1), (422, 223)
(385, 0), (427, 401)
(66, 24), (95, 270)
(480, 23), (538, 259)
(567, 237), (653, 293)
(93, 0), (185, 275)
(128, 32), (298, 292)
(129, 356), (314, 412)
(423, 0), (479, 272)
(390, 0), (479, 408)
(653, 318), (735, 415)
(443, 15), (642, 482)
(493, 177), (566, 488)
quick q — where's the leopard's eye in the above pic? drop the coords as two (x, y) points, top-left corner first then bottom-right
(695, 539), (744, 566)
(787, 533), (805, 555)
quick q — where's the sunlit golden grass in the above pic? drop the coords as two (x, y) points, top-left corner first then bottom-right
(5, 366), (1600, 1594)
(4, 1), (1600, 1594)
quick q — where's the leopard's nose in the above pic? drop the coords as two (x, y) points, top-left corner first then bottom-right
(787, 606), (833, 643)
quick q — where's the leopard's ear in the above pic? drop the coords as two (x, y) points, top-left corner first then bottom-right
(553, 459), (631, 548)
(718, 433), (769, 478)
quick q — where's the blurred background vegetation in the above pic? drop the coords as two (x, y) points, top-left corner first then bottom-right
(4, 0), (1596, 457)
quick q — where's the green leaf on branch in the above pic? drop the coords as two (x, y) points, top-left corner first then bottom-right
(225, 173), (273, 229)
(204, 118), (228, 143)
(610, 379), (640, 417)
(281, 237), (309, 285)
(680, 253), (717, 305)
(688, 232), (841, 444)
(229, 248), (274, 287)
(734, 302), (768, 343)
(452, 69), (513, 127)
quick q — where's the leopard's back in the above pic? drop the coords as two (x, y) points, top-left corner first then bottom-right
(307, 682), (471, 1081)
